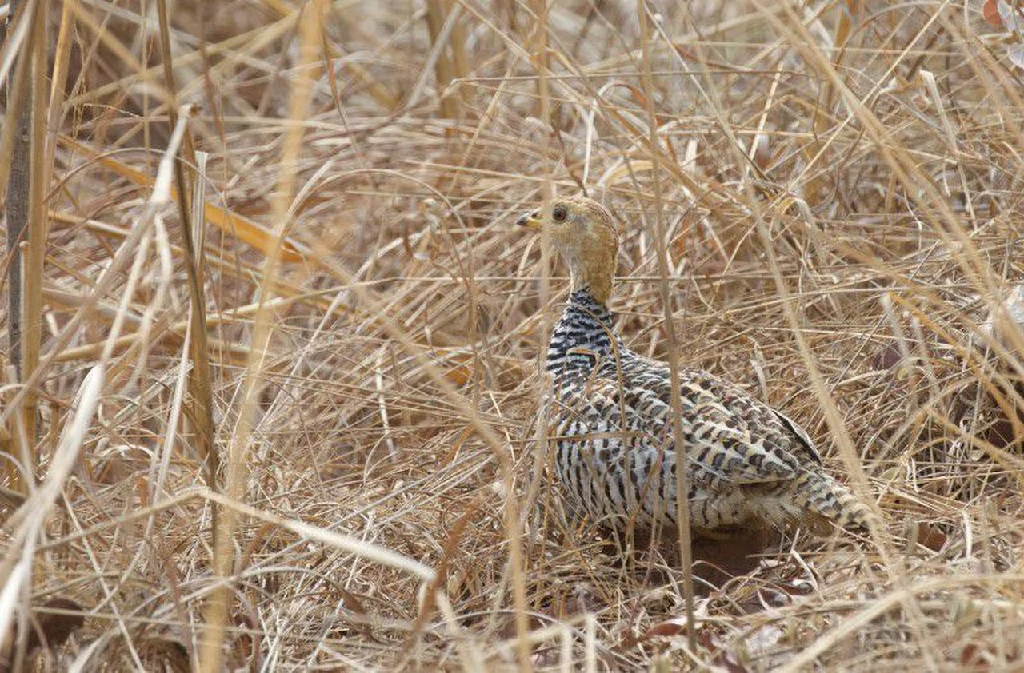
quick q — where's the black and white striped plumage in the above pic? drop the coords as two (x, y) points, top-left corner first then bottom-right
(518, 196), (871, 537)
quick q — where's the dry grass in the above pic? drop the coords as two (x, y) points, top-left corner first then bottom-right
(2, 0), (1024, 670)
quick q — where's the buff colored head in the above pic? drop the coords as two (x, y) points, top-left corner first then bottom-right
(516, 195), (619, 304)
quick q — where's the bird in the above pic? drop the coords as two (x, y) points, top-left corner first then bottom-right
(516, 195), (872, 541)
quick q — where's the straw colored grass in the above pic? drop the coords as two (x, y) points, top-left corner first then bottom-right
(2, 0), (1024, 670)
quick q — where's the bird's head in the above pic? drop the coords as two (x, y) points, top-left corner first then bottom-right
(516, 195), (619, 304)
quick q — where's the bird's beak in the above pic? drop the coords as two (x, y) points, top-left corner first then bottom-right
(516, 210), (543, 230)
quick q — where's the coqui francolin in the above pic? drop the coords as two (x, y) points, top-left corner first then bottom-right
(516, 195), (872, 546)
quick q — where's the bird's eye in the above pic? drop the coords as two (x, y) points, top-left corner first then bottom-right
(552, 205), (568, 222)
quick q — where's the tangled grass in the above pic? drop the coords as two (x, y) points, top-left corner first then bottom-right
(2, 0), (1024, 670)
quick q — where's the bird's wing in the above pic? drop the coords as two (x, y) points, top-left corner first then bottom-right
(585, 357), (820, 487)
(771, 407), (824, 465)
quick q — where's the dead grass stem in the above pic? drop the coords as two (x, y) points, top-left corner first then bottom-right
(2, 0), (1024, 670)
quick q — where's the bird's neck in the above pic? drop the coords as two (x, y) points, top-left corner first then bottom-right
(569, 265), (612, 306)
(546, 287), (617, 378)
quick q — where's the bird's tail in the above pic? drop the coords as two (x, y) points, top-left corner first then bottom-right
(753, 471), (875, 537)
